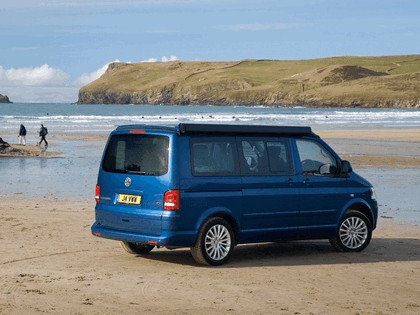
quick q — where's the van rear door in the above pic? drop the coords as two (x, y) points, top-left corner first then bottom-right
(95, 131), (172, 237)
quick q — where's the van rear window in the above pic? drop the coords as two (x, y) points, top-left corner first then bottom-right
(102, 134), (169, 175)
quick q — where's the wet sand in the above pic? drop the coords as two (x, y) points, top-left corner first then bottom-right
(317, 128), (420, 142)
(318, 128), (420, 168)
(0, 128), (419, 314)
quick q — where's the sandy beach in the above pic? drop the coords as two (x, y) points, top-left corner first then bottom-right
(1, 128), (419, 314)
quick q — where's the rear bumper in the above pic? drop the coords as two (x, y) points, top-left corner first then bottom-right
(91, 222), (197, 247)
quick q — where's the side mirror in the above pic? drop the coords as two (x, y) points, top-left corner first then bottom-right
(340, 160), (352, 174)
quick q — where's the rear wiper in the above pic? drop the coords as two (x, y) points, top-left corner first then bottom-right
(125, 169), (160, 175)
(125, 163), (142, 173)
(125, 169), (146, 175)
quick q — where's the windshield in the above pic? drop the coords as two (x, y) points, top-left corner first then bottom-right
(102, 134), (169, 175)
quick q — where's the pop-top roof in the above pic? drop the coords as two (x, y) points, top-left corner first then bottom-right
(116, 123), (315, 136)
(178, 123), (313, 136)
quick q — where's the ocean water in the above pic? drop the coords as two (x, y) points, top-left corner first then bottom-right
(1, 103), (420, 134)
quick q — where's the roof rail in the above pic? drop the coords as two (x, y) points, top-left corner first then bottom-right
(178, 123), (313, 136)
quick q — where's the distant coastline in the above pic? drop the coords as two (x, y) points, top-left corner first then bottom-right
(78, 55), (420, 108)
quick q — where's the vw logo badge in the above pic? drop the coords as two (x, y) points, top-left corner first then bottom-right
(124, 177), (132, 187)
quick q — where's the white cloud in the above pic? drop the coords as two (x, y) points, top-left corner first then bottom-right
(74, 59), (120, 86)
(161, 55), (179, 62)
(0, 64), (69, 86)
(142, 55), (179, 63)
(1, 86), (79, 103)
(0, 64), (73, 102)
(0, 56), (180, 102)
(74, 56), (179, 85)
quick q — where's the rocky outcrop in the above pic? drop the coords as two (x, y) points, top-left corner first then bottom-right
(0, 94), (11, 103)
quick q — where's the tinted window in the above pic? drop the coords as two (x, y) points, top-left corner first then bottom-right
(296, 139), (337, 175)
(103, 134), (169, 175)
(191, 138), (237, 176)
(267, 141), (292, 173)
(239, 138), (292, 175)
(240, 140), (267, 174)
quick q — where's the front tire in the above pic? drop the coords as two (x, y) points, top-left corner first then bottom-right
(120, 241), (155, 255)
(330, 210), (372, 252)
(191, 217), (235, 266)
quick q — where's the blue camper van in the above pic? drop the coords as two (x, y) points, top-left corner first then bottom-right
(92, 123), (378, 266)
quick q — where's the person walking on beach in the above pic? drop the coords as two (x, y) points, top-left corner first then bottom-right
(18, 124), (26, 145)
(38, 124), (48, 147)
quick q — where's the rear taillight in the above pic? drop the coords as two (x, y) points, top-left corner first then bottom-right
(95, 184), (100, 203)
(163, 189), (180, 211)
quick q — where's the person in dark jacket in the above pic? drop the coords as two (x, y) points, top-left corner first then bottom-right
(38, 124), (48, 147)
(19, 124), (27, 145)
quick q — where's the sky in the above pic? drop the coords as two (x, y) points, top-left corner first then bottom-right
(0, 0), (419, 103)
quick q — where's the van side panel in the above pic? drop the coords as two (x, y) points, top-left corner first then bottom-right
(177, 136), (242, 246)
(239, 176), (301, 242)
(236, 136), (301, 242)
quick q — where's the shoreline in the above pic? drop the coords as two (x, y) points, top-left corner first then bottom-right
(2, 128), (419, 168)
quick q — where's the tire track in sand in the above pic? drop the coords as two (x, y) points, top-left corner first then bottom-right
(1, 250), (89, 265)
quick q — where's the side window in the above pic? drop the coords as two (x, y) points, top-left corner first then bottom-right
(240, 140), (268, 175)
(239, 138), (292, 175)
(267, 141), (292, 173)
(296, 139), (337, 176)
(191, 138), (237, 176)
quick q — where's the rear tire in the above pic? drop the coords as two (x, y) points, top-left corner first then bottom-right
(120, 241), (155, 255)
(191, 217), (235, 266)
(329, 210), (372, 252)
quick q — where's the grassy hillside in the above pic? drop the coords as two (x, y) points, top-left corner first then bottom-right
(78, 55), (420, 107)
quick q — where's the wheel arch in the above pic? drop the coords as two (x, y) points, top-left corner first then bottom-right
(342, 200), (375, 228)
(194, 207), (239, 245)
(215, 213), (239, 245)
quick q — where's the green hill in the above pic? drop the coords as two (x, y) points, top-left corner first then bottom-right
(78, 55), (420, 107)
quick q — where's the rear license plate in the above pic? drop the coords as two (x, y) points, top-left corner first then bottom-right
(118, 194), (141, 205)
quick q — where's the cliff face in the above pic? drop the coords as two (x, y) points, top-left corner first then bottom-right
(0, 94), (11, 103)
(78, 56), (420, 108)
